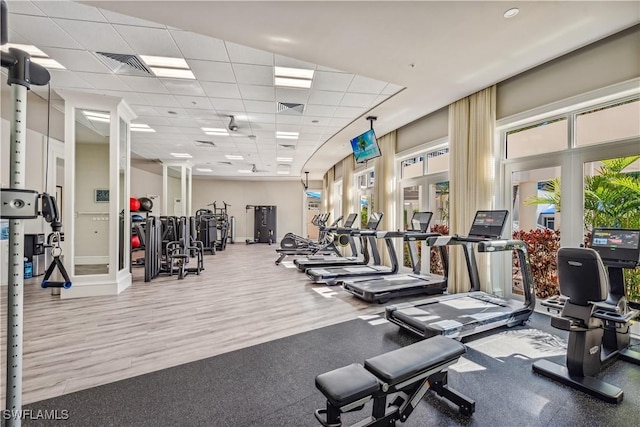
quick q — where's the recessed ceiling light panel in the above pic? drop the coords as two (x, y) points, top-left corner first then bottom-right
(140, 55), (189, 68)
(170, 152), (192, 158)
(275, 66), (314, 79)
(274, 77), (312, 89)
(225, 154), (244, 160)
(150, 67), (195, 79)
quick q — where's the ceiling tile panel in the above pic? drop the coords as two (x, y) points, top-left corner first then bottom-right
(225, 41), (273, 66)
(188, 60), (235, 83)
(381, 83), (404, 96)
(11, 15), (82, 49)
(131, 105), (160, 116)
(209, 98), (245, 112)
(74, 72), (130, 91)
(160, 79), (206, 97)
(174, 95), (213, 110)
(275, 115), (303, 125)
(7, 30), (29, 45)
(52, 19), (132, 52)
(39, 48), (111, 73)
(232, 63), (273, 85)
(347, 75), (388, 94)
(113, 25), (180, 57)
(333, 106), (367, 119)
(244, 100), (275, 114)
(6, 1), (46, 16)
(329, 117), (352, 128)
(340, 93), (378, 108)
(274, 55), (317, 71)
(190, 111), (223, 123)
(47, 70), (93, 88)
(99, 9), (166, 28)
(134, 116), (168, 126)
(313, 71), (354, 92)
(119, 75), (169, 94)
(34, 1), (106, 21)
(169, 118), (199, 128)
(248, 113), (276, 124)
(140, 93), (181, 108)
(249, 122), (276, 131)
(308, 90), (344, 106)
(170, 30), (229, 62)
(238, 84), (275, 102)
(201, 81), (241, 98)
(154, 108), (191, 118)
(304, 105), (337, 117)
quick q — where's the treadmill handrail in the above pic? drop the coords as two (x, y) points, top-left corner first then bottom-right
(478, 239), (536, 311)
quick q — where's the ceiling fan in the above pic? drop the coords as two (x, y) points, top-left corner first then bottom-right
(249, 163), (269, 173)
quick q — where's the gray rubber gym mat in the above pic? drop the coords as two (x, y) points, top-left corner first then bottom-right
(20, 313), (640, 427)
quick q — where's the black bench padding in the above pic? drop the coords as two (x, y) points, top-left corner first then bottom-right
(315, 363), (380, 407)
(364, 336), (465, 385)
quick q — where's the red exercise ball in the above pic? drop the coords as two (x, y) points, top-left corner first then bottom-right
(130, 197), (141, 212)
(131, 235), (141, 249)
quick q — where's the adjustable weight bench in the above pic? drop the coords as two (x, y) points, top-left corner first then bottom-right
(314, 335), (475, 427)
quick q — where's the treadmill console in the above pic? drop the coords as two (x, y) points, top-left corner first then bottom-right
(343, 213), (358, 228)
(408, 212), (433, 233)
(366, 212), (384, 230)
(467, 210), (509, 239)
(591, 228), (640, 267)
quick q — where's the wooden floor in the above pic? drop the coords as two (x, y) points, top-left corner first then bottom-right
(0, 243), (381, 407)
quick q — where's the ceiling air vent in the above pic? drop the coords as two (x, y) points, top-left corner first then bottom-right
(218, 161), (232, 166)
(95, 52), (152, 75)
(277, 102), (305, 115)
(279, 144), (296, 150)
(195, 140), (216, 147)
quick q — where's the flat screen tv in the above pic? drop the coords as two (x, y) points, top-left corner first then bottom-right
(350, 129), (381, 164)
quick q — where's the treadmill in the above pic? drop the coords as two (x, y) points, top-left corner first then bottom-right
(342, 212), (450, 303)
(385, 210), (536, 339)
(306, 212), (406, 285)
(294, 213), (377, 272)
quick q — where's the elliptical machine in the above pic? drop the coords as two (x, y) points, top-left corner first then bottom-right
(533, 228), (640, 403)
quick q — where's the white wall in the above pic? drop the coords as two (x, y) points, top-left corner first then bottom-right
(130, 166), (163, 214)
(497, 25), (640, 119)
(396, 107), (448, 154)
(191, 178), (304, 240)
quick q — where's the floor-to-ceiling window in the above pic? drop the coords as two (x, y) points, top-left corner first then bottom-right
(396, 140), (449, 273)
(500, 89), (639, 302)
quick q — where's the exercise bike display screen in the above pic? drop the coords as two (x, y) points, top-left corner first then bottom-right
(468, 210), (509, 239)
(591, 228), (640, 264)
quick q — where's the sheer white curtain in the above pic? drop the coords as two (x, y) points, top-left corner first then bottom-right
(341, 155), (355, 218)
(326, 167), (335, 219)
(321, 172), (328, 214)
(448, 85), (496, 293)
(373, 131), (397, 266)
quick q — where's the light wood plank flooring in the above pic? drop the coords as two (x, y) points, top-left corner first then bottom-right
(1, 243), (382, 407)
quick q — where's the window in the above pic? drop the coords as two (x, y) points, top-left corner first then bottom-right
(426, 148), (449, 174)
(506, 118), (567, 159)
(401, 156), (424, 179)
(575, 98), (640, 147)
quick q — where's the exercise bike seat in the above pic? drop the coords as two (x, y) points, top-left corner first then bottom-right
(315, 363), (379, 408)
(364, 336), (465, 386)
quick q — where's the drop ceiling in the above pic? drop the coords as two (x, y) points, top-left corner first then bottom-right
(4, 1), (639, 180)
(2, 0), (402, 178)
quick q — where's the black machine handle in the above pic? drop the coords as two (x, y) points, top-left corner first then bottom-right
(313, 409), (341, 427)
(41, 249), (72, 289)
